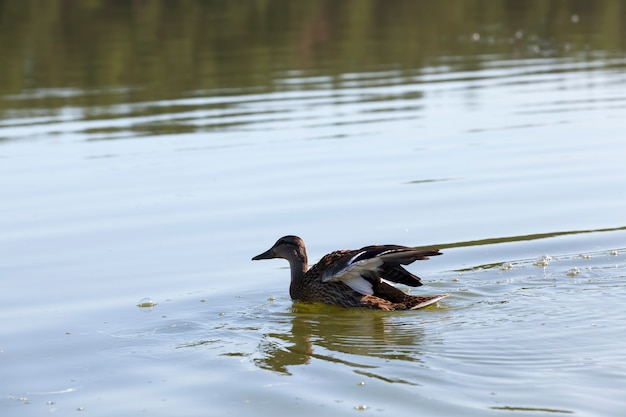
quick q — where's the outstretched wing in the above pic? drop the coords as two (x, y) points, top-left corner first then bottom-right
(320, 245), (441, 295)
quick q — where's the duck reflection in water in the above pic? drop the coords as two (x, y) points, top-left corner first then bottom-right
(254, 304), (432, 377)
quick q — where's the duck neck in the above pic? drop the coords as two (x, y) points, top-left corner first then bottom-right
(287, 249), (308, 299)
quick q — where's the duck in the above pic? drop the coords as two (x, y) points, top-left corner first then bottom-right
(252, 235), (448, 310)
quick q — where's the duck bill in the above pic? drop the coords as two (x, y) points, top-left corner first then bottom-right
(252, 248), (275, 261)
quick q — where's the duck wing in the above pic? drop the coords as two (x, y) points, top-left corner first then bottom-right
(320, 245), (441, 295)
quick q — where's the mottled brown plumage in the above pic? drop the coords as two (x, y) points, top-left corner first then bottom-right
(252, 235), (448, 310)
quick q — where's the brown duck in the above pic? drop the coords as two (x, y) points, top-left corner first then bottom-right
(252, 235), (448, 310)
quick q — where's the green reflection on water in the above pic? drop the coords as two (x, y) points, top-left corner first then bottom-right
(2, 0), (624, 109)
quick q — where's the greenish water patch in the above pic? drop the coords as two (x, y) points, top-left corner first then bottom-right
(435, 225), (626, 251)
(491, 406), (575, 414)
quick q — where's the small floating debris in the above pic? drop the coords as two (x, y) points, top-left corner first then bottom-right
(354, 405), (368, 411)
(499, 263), (514, 271)
(137, 298), (157, 310)
(533, 255), (552, 267)
(566, 267), (580, 277)
(609, 250), (618, 256)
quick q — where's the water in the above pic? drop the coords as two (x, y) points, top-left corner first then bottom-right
(1, 1), (626, 415)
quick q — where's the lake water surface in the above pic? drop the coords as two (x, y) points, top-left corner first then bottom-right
(1, 1), (626, 416)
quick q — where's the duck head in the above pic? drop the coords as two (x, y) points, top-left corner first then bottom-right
(252, 235), (307, 262)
